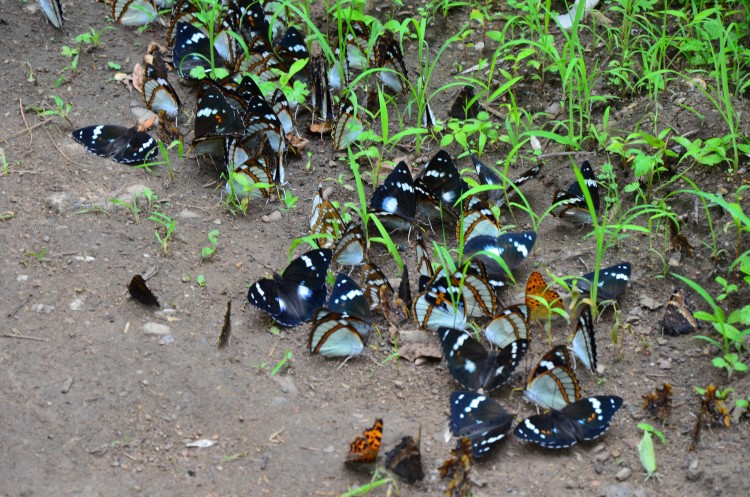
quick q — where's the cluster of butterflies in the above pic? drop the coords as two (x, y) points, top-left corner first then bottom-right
(66, 0), (416, 206)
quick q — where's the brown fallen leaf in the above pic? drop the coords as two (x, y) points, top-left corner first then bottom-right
(132, 63), (145, 93)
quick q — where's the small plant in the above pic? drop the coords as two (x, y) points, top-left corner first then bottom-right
(637, 423), (666, 481)
(270, 349), (293, 376)
(280, 189), (299, 212)
(107, 61), (122, 70)
(1, 148), (8, 176)
(148, 212), (177, 256)
(201, 229), (220, 260)
(30, 95), (72, 125)
(196, 274), (206, 287)
(26, 247), (49, 264)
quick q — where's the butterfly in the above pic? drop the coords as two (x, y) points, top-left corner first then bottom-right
(662, 288), (699, 336)
(192, 82), (245, 153)
(525, 271), (565, 323)
(551, 160), (600, 225)
(414, 150), (469, 217)
(330, 20), (373, 89)
(370, 161), (417, 231)
(457, 198), (502, 243)
(385, 435), (423, 484)
(439, 327), (528, 392)
(172, 22), (223, 80)
(166, 0), (198, 47)
(375, 31), (409, 94)
(449, 391), (514, 458)
(217, 300), (232, 349)
(346, 418), (383, 465)
(309, 184), (343, 249)
(38, 0), (64, 30)
(360, 263), (409, 325)
(224, 138), (275, 200)
(565, 262), (632, 301)
(421, 90), (436, 129)
(242, 92), (286, 153)
(128, 274), (160, 306)
(449, 85), (479, 120)
(333, 224), (365, 266)
(143, 58), (181, 118)
(247, 249), (332, 327)
(484, 304), (529, 349)
(463, 231), (537, 289)
(413, 285), (467, 331)
(397, 264), (413, 315)
(514, 396), (623, 449)
(570, 305), (597, 373)
(524, 345), (581, 411)
(112, 0), (159, 27)
(72, 125), (157, 165)
(471, 154), (542, 206)
(309, 55), (334, 131)
(308, 273), (371, 358)
(333, 101), (364, 151)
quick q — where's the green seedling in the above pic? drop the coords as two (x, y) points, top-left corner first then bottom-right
(148, 212), (177, 256)
(107, 61), (122, 70)
(281, 189), (299, 212)
(27, 248), (49, 264)
(270, 349), (293, 376)
(637, 423), (666, 481)
(29, 95), (72, 125)
(196, 274), (206, 287)
(201, 229), (220, 260)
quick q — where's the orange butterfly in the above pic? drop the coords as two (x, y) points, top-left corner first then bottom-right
(346, 418), (383, 464)
(525, 271), (564, 322)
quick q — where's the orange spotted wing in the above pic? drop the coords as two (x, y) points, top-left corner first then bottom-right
(525, 271), (563, 322)
(346, 418), (383, 465)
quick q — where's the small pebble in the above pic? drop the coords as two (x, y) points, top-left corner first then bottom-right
(261, 210), (282, 223)
(159, 335), (175, 345)
(592, 451), (610, 463)
(143, 322), (171, 336)
(615, 467), (632, 481)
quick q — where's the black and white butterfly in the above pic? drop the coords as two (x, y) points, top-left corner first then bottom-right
(565, 262), (632, 301)
(223, 138), (275, 199)
(552, 160), (600, 225)
(38, 0), (64, 30)
(274, 26), (309, 70)
(450, 391), (515, 458)
(484, 304), (530, 349)
(570, 305), (597, 373)
(143, 58), (181, 118)
(192, 82), (245, 153)
(242, 91), (285, 153)
(173, 22), (223, 80)
(414, 150), (469, 217)
(440, 327), (528, 392)
(309, 184), (343, 249)
(524, 345), (581, 411)
(166, 0), (198, 48)
(457, 197), (502, 243)
(463, 231), (537, 289)
(72, 125), (157, 165)
(472, 154), (542, 206)
(247, 249), (333, 327)
(424, 264), (496, 318)
(308, 273), (371, 358)
(514, 396), (624, 449)
(370, 161), (416, 231)
(112, 0), (158, 27)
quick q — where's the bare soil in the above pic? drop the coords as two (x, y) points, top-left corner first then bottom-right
(1, 3), (749, 497)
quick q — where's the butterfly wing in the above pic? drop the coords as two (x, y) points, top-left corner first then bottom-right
(112, 129), (158, 165)
(346, 418), (383, 464)
(525, 346), (580, 410)
(361, 263), (393, 311)
(485, 304), (529, 349)
(572, 262), (632, 301)
(449, 391), (514, 458)
(571, 306), (597, 373)
(308, 309), (365, 358)
(328, 273), (370, 324)
(333, 224), (365, 266)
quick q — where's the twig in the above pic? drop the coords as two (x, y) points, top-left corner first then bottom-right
(44, 126), (86, 167)
(7, 294), (32, 318)
(19, 98), (32, 147)
(2, 331), (48, 342)
(0, 118), (53, 144)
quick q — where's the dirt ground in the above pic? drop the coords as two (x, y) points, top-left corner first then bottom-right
(1, 2), (749, 497)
